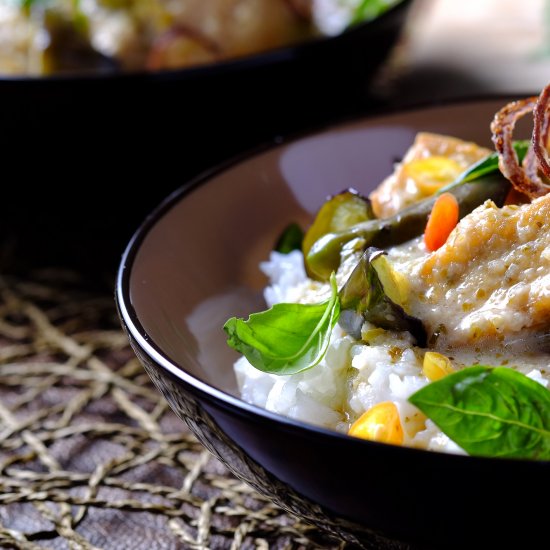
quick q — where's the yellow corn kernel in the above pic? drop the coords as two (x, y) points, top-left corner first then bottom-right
(391, 268), (411, 305)
(348, 402), (404, 445)
(422, 351), (455, 381)
(361, 326), (386, 343)
(373, 255), (410, 306)
(404, 156), (463, 196)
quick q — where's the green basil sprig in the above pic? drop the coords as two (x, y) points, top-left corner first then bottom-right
(11, 0), (45, 9)
(409, 366), (550, 459)
(350, 0), (403, 25)
(439, 139), (529, 188)
(274, 223), (303, 254)
(224, 274), (340, 375)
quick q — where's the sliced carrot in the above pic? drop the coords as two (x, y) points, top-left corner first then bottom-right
(424, 192), (459, 252)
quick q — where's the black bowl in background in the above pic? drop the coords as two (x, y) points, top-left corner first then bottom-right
(0, 0), (411, 276)
(116, 97), (550, 549)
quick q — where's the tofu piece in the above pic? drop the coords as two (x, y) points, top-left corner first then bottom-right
(370, 132), (491, 219)
(408, 195), (550, 347)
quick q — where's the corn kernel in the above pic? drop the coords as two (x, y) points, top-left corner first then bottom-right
(348, 401), (404, 445)
(422, 351), (455, 381)
(373, 255), (410, 306)
(404, 156), (463, 196)
(361, 326), (386, 343)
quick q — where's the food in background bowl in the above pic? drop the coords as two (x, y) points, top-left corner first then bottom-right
(0, 0), (411, 276)
(0, 0), (403, 75)
(226, 84), (550, 460)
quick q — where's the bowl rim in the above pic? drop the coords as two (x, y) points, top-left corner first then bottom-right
(0, 0), (411, 83)
(116, 92), (550, 466)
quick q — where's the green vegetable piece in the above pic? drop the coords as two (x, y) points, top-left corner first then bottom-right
(275, 223), (304, 254)
(17, 0), (43, 7)
(224, 274), (340, 375)
(339, 248), (426, 346)
(409, 366), (550, 459)
(350, 0), (403, 25)
(457, 139), (529, 184)
(306, 142), (530, 281)
(302, 188), (374, 275)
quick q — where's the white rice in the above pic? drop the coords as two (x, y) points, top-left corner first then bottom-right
(233, 249), (466, 453)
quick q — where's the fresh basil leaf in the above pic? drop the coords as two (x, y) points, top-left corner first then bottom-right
(338, 247), (426, 345)
(274, 223), (303, 254)
(224, 273), (340, 375)
(409, 366), (550, 459)
(350, 0), (403, 25)
(23, 0), (81, 7)
(439, 140), (529, 189)
(11, 0), (46, 8)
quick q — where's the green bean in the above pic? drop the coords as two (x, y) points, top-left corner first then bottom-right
(306, 172), (511, 281)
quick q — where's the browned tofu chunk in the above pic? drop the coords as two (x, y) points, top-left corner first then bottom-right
(407, 195), (550, 347)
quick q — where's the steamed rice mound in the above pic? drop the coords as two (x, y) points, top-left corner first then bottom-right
(233, 249), (459, 452)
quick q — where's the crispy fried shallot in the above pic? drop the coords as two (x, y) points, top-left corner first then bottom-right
(491, 85), (550, 198)
(532, 84), (550, 180)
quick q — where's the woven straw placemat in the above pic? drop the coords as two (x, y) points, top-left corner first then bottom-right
(0, 269), (348, 550)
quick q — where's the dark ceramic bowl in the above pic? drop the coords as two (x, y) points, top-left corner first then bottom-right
(0, 1), (410, 274)
(116, 97), (550, 549)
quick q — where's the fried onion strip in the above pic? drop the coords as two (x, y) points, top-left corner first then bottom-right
(490, 96), (541, 198)
(532, 83), (550, 180)
(491, 83), (550, 199)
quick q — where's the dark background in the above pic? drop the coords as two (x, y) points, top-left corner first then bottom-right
(0, 3), (409, 282)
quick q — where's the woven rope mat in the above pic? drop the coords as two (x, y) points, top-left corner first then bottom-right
(0, 269), (348, 550)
